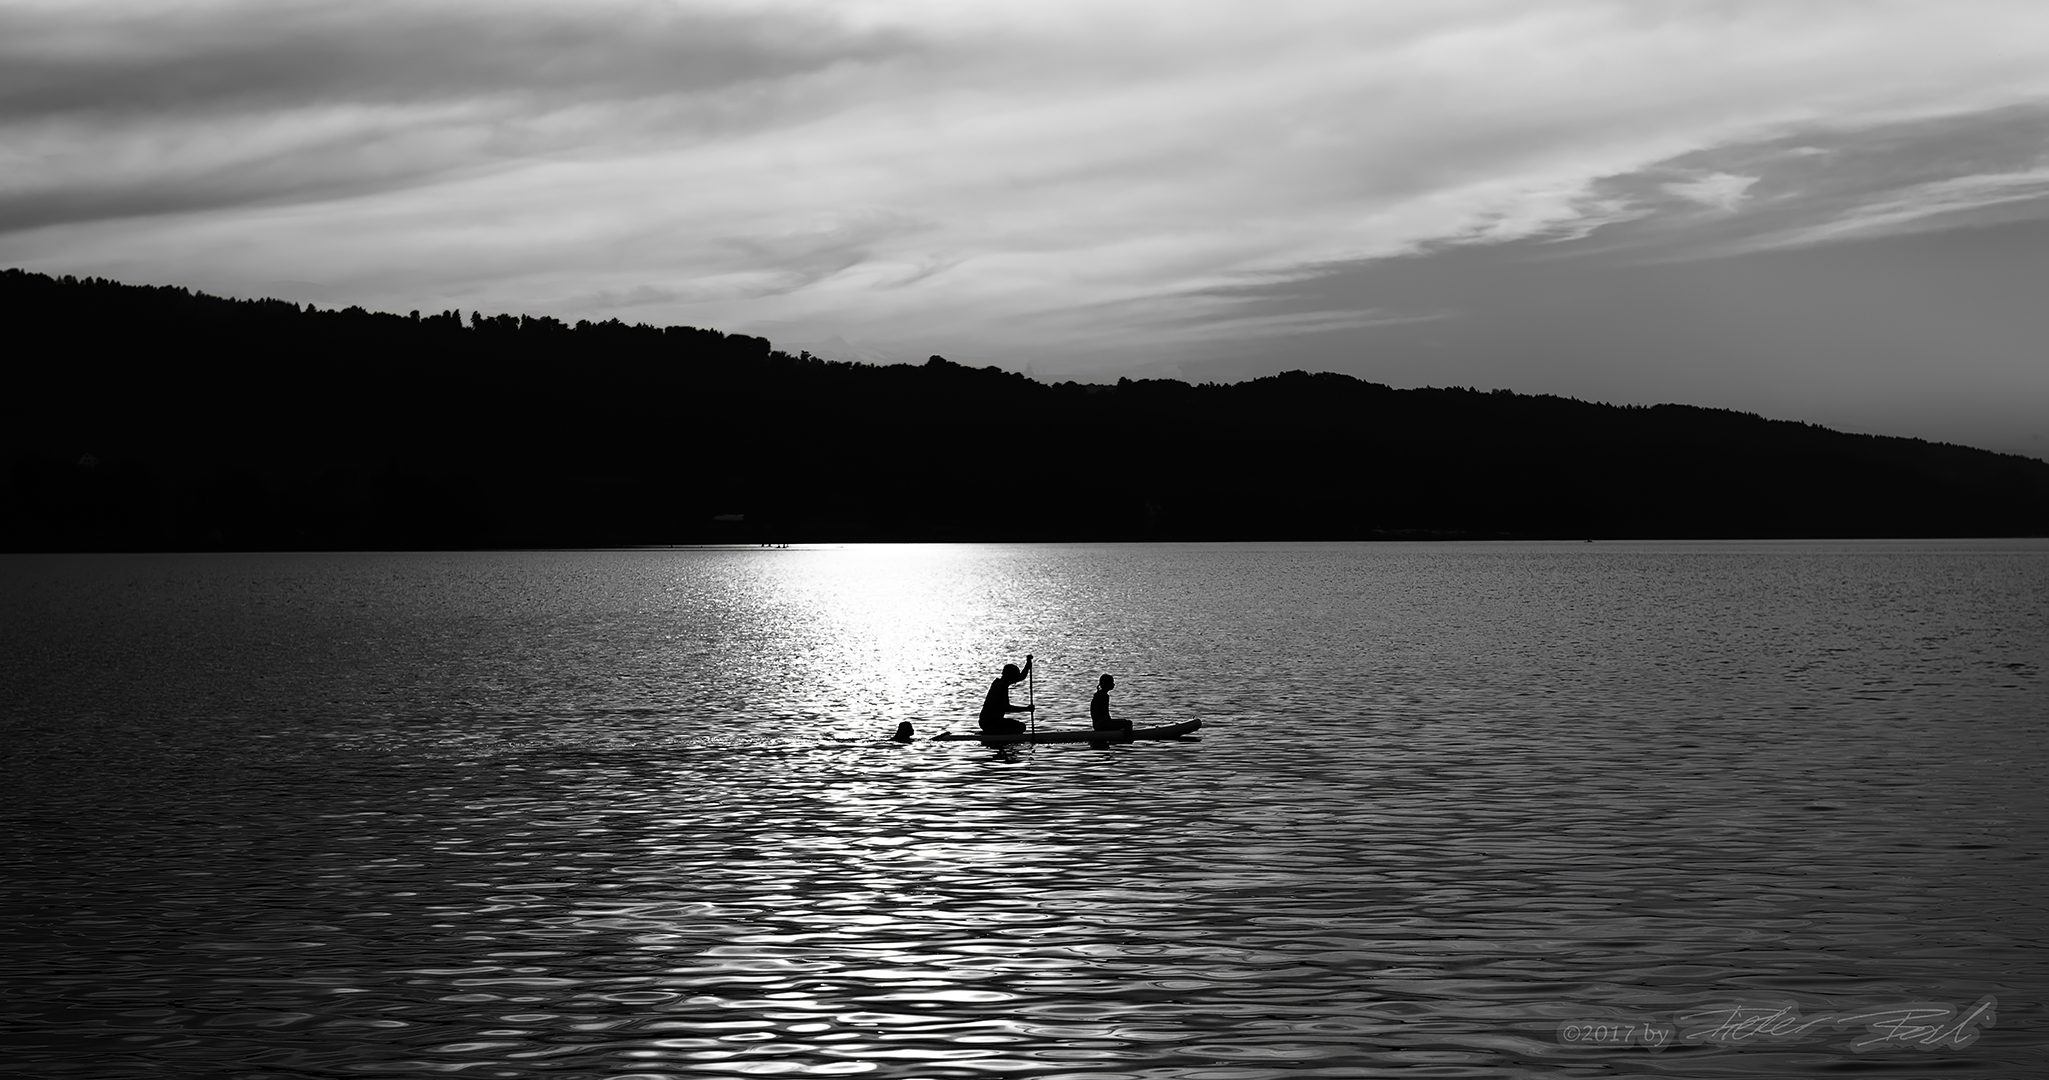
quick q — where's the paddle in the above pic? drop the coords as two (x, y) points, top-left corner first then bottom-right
(1026, 652), (1035, 747)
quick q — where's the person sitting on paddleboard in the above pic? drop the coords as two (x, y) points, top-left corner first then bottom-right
(1091, 673), (1133, 734)
(979, 655), (1034, 735)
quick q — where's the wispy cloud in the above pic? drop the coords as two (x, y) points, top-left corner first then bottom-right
(0, 2), (885, 121)
(1660, 172), (1759, 213)
(0, 0), (915, 230)
(1509, 105), (2049, 263)
(5, 0), (2049, 383)
(1732, 163), (2049, 250)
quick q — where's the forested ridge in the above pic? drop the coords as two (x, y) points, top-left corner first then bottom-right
(7, 268), (2047, 549)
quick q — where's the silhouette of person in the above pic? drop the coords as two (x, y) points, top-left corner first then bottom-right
(1091, 674), (1133, 734)
(979, 654), (1034, 735)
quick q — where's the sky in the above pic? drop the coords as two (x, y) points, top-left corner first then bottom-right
(5, 0), (2049, 457)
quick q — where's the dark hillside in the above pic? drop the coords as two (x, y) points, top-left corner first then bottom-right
(6, 268), (2047, 548)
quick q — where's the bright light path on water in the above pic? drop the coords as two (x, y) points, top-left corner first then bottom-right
(709, 545), (1025, 736)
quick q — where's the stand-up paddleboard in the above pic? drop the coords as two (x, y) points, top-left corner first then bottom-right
(926, 719), (1202, 744)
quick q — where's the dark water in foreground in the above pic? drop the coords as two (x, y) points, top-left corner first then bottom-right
(2, 542), (2045, 1079)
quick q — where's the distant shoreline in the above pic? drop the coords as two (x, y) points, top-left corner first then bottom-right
(8, 268), (2048, 551)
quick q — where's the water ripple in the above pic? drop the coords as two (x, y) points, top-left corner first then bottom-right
(3, 543), (2044, 1077)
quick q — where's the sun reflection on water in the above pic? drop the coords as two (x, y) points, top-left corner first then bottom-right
(2, 544), (2043, 1076)
(738, 545), (1001, 731)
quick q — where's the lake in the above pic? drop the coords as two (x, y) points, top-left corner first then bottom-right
(2, 541), (2044, 1078)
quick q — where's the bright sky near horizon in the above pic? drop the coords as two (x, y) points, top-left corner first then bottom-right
(5, 0), (2049, 456)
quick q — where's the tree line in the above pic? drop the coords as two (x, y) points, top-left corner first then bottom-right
(6, 267), (2047, 549)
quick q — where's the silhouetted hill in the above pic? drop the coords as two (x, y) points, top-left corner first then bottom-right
(6, 268), (2047, 549)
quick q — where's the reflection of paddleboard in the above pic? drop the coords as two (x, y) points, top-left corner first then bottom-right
(928, 719), (1202, 744)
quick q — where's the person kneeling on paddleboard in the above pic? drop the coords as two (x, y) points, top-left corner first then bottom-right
(1091, 674), (1133, 735)
(979, 655), (1035, 735)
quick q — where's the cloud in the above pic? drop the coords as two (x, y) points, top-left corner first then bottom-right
(1660, 172), (1759, 213)
(569, 283), (682, 312)
(0, 0), (907, 120)
(0, 0), (916, 230)
(1739, 165), (2049, 249)
(6, 0), (2049, 386)
(1516, 104), (2049, 262)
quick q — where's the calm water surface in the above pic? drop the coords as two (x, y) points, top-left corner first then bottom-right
(2, 542), (2045, 1079)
